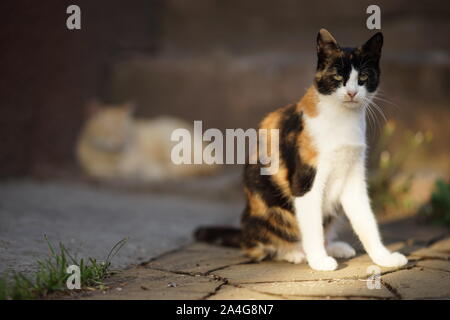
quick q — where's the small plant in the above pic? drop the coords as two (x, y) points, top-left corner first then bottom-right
(0, 236), (127, 300)
(419, 179), (450, 225)
(368, 120), (432, 216)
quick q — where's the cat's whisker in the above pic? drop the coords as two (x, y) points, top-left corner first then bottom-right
(372, 95), (400, 110)
(363, 102), (375, 134)
(374, 90), (400, 105)
(362, 99), (377, 136)
(364, 96), (387, 123)
(362, 97), (384, 136)
(369, 99), (388, 124)
(367, 104), (381, 136)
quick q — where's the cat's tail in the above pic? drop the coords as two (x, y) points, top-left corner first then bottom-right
(193, 226), (241, 248)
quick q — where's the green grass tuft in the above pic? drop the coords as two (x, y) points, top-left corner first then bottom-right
(0, 236), (127, 300)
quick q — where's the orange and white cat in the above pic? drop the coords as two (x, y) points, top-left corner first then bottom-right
(76, 101), (214, 182)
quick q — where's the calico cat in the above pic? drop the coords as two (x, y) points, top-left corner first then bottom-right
(77, 101), (214, 182)
(195, 29), (408, 271)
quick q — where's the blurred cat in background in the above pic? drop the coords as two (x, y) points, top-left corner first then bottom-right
(76, 100), (215, 182)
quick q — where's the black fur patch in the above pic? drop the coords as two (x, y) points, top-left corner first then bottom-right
(279, 106), (317, 197)
(291, 165), (316, 197)
(243, 163), (294, 212)
(241, 214), (299, 243)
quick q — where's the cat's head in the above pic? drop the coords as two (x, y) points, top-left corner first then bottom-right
(83, 100), (135, 152)
(314, 28), (383, 108)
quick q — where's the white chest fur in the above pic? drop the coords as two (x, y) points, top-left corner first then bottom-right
(304, 99), (367, 215)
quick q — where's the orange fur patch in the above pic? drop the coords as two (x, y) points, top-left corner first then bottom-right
(271, 164), (291, 198)
(298, 127), (318, 166)
(257, 109), (282, 162)
(268, 207), (299, 232)
(245, 187), (268, 216)
(260, 110), (281, 130)
(297, 86), (319, 118)
(244, 244), (274, 261)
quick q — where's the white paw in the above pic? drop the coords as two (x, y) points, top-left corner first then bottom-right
(276, 250), (306, 264)
(308, 256), (338, 271)
(373, 252), (408, 268)
(326, 241), (356, 259)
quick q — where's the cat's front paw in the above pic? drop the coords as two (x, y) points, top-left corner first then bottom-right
(308, 256), (338, 271)
(373, 252), (408, 268)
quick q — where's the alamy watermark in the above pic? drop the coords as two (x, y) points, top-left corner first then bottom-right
(366, 5), (381, 30)
(66, 4), (380, 31)
(66, 265), (81, 290)
(171, 121), (280, 175)
(365, 265), (382, 289)
(66, 5), (81, 30)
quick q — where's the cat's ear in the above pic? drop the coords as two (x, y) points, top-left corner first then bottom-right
(362, 32), (383, 56)
(317, 28), (340, 55)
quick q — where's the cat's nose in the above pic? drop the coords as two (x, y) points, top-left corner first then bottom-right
(347, 90), (357, 98)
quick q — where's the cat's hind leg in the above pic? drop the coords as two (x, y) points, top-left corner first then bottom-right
(274, 242), (306, 264)
(326, 241), (356, 259)
(324, 215), (356, 259)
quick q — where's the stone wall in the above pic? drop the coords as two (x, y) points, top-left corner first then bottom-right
(0, 0), (448, 177)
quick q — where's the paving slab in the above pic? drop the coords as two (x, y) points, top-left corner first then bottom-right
(145, 243), (250, 274)
(378, 219), (450, 245)
(211, 243), (416, 285)
(80, 237), (450, 300)
(242, 279), (394, 299)
(382, 268), (450, 299)
(416, 259), (450, 272)
(208, 285), (284, 300)
(429, 237), (450, 252)
(410, 248), (450, 260)
(212, 257), (405, 284)
(85, 267), (222, 300)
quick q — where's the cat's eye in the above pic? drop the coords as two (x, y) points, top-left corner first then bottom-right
(359, 74), (368, 81)
(333, 74), (343, 81)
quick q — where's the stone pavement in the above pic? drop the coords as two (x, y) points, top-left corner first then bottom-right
(81, 220), (450, 300)
(0, 177), (241, 276)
